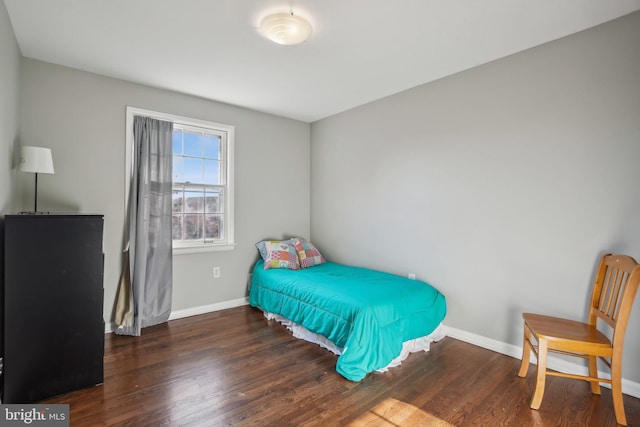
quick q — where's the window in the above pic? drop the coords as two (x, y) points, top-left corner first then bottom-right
(125, 107), (235, 254)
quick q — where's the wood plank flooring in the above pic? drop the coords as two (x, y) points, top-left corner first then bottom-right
(43, 305), (640, 426)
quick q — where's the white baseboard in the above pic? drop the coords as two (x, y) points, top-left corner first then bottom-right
(168, 297), (249, 321)
(105, 297), (249, 333)
(445, 325), (640, 399)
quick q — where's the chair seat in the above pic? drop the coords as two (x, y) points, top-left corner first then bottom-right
(523, 313), (612, 353)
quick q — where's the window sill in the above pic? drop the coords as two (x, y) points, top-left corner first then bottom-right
(173, 243), (236, 255)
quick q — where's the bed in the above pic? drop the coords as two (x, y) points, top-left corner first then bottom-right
(249, 245), (447, 381)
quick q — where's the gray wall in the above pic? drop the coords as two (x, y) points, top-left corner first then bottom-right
(0, 0), (20, 357)
(0, 0), (20, 215)
(18, 59), (310, 321)
(311, 11), (640, 382)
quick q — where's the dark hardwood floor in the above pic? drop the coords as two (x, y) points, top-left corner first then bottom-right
(43, 305), (640, 426)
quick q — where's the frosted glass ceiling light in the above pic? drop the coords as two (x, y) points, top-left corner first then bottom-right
(260, 12), (312, 45)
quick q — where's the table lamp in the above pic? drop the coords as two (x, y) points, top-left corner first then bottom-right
(18, 146), (55, 213)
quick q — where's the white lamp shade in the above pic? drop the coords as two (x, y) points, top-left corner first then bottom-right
(260, 13), (312, 45)
(18, 146), (55, 174)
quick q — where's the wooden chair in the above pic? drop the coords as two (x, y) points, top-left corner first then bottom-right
(518, 253), (640, 426)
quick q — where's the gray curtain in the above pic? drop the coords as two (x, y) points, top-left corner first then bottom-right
(114, 116), (173, 336)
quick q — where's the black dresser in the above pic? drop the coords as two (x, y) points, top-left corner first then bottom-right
(3, 214), (105, 403)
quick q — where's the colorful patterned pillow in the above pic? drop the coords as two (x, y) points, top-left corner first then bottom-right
(256, 239), (295, 261)
(264, 241), (300, 270)
(291, 238), (325, 268)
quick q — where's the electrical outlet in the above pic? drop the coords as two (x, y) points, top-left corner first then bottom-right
(213, 266), (221, 279)
(408, 273), (416, 280)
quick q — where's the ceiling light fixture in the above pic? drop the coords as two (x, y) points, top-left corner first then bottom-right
(260, 12), (312, 45)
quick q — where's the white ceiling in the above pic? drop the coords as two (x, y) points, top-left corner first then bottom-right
(5, 0), (640, 122)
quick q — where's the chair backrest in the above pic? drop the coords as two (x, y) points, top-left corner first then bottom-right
(589, 253), (640, 348)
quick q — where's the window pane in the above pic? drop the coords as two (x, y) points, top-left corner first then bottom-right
(183, 214), (203, 240)
(172, 189), (183, 213)
(183, 157), (203, 183)
(205, 214), (223, 240)
(183, 132), (202, 157)
(172, 130), (183, 155)
(203, 135), (220, 159)
(172, 214), (183, 240)
(184, 190), (204, 213)
(205, 190), (222, 213)
(129, 110), (233, 248)
(172, 155), (184, 182)
(203, 160), (220, 185)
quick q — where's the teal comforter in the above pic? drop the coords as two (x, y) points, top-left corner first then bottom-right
(249, 260), (447, 381)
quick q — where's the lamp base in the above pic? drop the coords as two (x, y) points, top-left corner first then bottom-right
(18, 211), (51, 215)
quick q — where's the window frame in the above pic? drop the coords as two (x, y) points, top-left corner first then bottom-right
(125, 106), (235, 254)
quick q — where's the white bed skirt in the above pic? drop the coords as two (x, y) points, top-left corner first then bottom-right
(263, 311), (447, 373)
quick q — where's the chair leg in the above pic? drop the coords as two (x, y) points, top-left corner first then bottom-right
(611, 362), (627, 426)
(530, 339), (548, 410)
(518, 326), (532, 378)
(587, 355), (601, 395)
